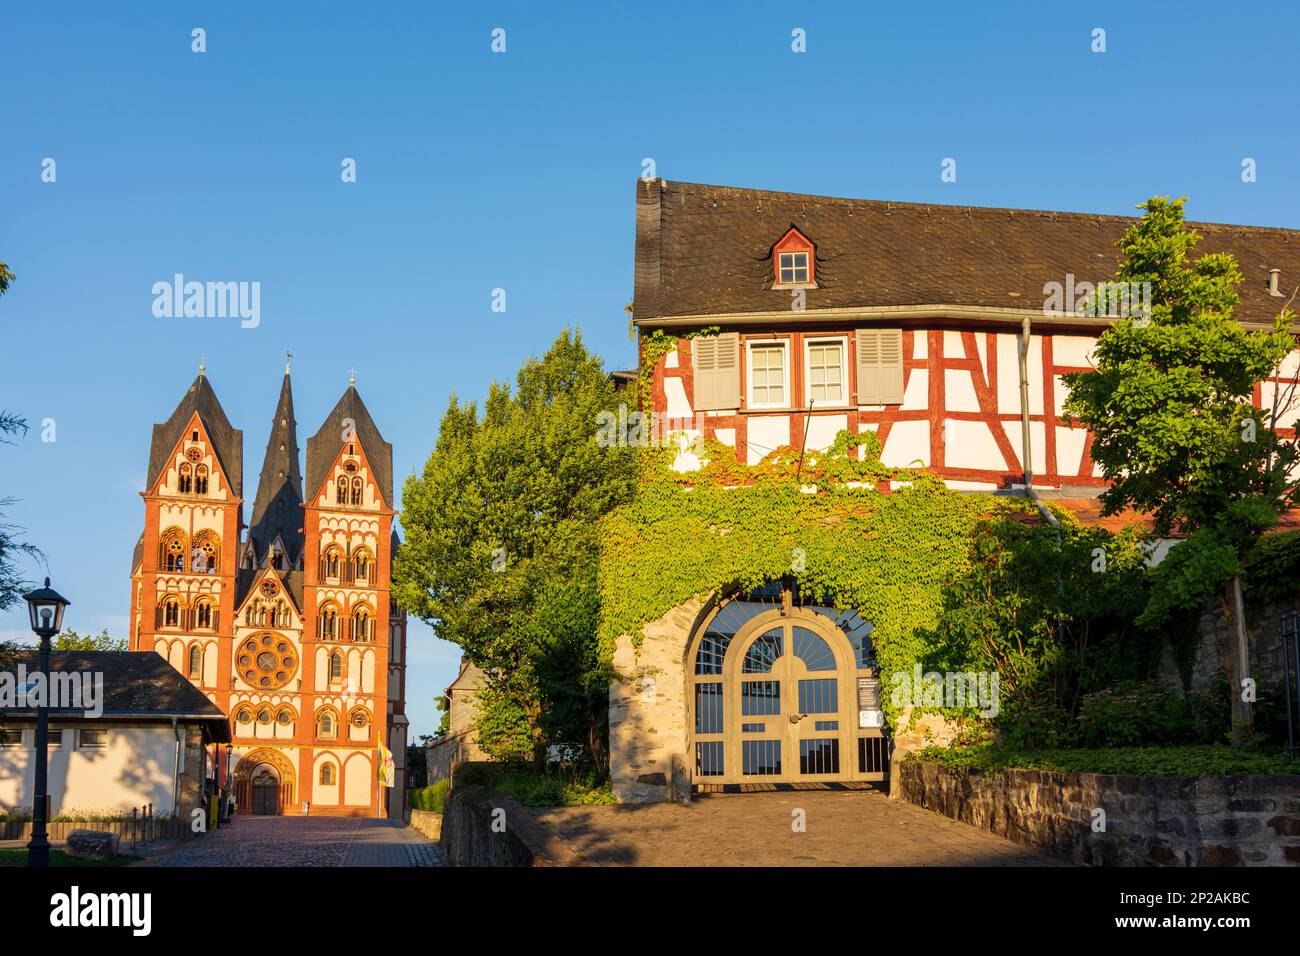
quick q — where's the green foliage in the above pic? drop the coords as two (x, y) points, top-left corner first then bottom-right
(635, 327), (718, 410)
(1076, 681), (1196, 747)
(409, 779), (449, 813)
(909, 742), (1300, 777)
(394, 329), (638, 771)
(1062, 197), (1298, 630)
(921, 515), (1155, 747)
(52, 629), (127, 652)
(0, 261), (12, 297)
(0, 412), (40, 613)
(598, 436), (1025, 731)
(1241, 528), (1300, 605)
(453, 762), (616, 807)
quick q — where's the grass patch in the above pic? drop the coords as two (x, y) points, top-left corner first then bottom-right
(453, 762), (617, 807)
(0, 848), (138, 867)
(907, 743), (1300, 777)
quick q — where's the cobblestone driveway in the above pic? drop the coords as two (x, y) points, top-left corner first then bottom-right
(141, 817), (447, 867)
(533, 789), (1067, 866)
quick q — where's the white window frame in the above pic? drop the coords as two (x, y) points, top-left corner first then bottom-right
(79, 728), (108, 750)
(774, 250), (813, 288)
(1, 729), (27, 749)
(803, 336), (850, 408)
(745, 339), (790, 410)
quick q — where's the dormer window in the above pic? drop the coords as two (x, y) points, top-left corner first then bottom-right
(772, 227), (815, 288)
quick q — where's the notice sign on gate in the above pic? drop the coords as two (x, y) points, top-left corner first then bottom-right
(858, 676), (883, 729)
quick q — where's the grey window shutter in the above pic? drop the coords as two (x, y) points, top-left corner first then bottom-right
(856, 329), (904, 405)
(693, 332), (740, 411)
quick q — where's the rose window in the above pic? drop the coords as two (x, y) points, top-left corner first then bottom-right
(239, 634), (298, 689)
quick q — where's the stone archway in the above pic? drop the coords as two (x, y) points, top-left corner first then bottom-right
(608, 582), (887, 802)
(233, 748), (296, 815)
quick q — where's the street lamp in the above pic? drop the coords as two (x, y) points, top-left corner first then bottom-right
(21, 577), (69, 868)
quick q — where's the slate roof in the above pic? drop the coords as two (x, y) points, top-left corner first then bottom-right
(633, 179), (1300, 327)
(305, 385), (393, 508)
(0, 651), (231, 742)
(247, 371), (305, 567)
(147, 372), (243, 499)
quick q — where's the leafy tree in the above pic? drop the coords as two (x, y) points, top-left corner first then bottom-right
(394, 330), (637, 771)
(52, 629), (127, 652)
(0, 413), (40, 613)
(1062, 197), (1298, 744)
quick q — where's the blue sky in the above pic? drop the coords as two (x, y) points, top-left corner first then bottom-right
(2, 1), (1299, 739)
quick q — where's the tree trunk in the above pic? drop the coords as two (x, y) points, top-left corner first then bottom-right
(1226, 576), (1254, 746)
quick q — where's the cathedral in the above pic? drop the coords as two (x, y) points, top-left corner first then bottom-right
(128, 361), (409, 817)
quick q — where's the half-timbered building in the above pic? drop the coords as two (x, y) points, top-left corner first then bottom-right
(609, 178), (1300, 801)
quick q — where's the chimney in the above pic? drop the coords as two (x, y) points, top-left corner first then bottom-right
(1268, 268), (1282, 297)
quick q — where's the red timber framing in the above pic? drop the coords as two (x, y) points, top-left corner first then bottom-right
(647, 326), (1120, 489)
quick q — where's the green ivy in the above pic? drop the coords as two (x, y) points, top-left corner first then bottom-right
(597, 435), (1037, 730)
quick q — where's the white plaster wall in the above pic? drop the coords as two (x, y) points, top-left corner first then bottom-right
(747, 416), (790, 464)
(804, 414), (848, 452)
(0, 723), (183, 814)
(343, 753), (371, 806)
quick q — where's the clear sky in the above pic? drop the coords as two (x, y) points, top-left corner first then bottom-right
(2, 1), (1299, 739)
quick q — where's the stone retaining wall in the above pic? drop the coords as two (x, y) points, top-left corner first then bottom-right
(898, 760), (1300, 866)
(438, 784), (583, 866)
(409, 808), (441, 841)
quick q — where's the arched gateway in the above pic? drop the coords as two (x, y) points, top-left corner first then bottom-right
(233, 748), (297, 815)
(685, 583), (888, 786)
(607, 581), (889, 802)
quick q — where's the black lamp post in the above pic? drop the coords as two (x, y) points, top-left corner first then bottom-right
(21, 577), (69, 868)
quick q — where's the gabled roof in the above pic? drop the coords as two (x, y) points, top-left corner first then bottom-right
(147, 372), (243, 499)
(248, 370), (304, 567)
(632, 179), (1300, 327)
(1, 651), (231, 743)
(234, 565), (305, 620)
(305, 385), (393, 508)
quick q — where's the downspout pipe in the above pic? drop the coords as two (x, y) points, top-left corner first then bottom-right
(171, 716), (182, 816)
(1019, 316), (1059, 527)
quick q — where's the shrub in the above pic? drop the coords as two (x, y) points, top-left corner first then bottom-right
(908, 742), (1300, 776)
(409, 780), (449, 814)
(1076, 680), (1193, 747)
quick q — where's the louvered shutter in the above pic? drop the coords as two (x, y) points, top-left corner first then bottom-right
(855, 329), (904, 405)
(692, 333), (740, 411)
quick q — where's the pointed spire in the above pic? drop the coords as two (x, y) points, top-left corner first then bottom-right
(248, 366), (304, 568)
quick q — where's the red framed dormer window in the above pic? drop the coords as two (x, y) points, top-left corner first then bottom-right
(772, 226), (815, 288)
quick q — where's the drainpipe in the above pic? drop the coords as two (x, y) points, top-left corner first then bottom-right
(1019, 316), (1059, 527)
(171, 716), (183, 816)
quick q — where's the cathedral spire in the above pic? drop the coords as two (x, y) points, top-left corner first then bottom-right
(248, 365), (304, 568)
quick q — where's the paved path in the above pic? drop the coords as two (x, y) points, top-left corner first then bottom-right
(139, 817), (447, 867)
(533, 789), (1067, 866)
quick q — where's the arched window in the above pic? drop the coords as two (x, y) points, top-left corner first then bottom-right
(275, 707), (295, 729)
(187, 644), (202, 678)
(322, 547), (342, 581)
(336, 477), (348, 505)
(161, 595), (182, 628)
(194, 599), (213, 629)
(194, 465), (209, 495)
(159, 529), (186, 573)
(193, 531), (220, 574)
(351, 606), (370, 642)
(350, 477), (364, 506)
(329, 652), (343, 683)
(317, 709), (337, 739)
(178, 463), (192, 494)
(352, 549), (371, 584)
(319, 762), (336, 785)
(319, 604), (339, 641)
